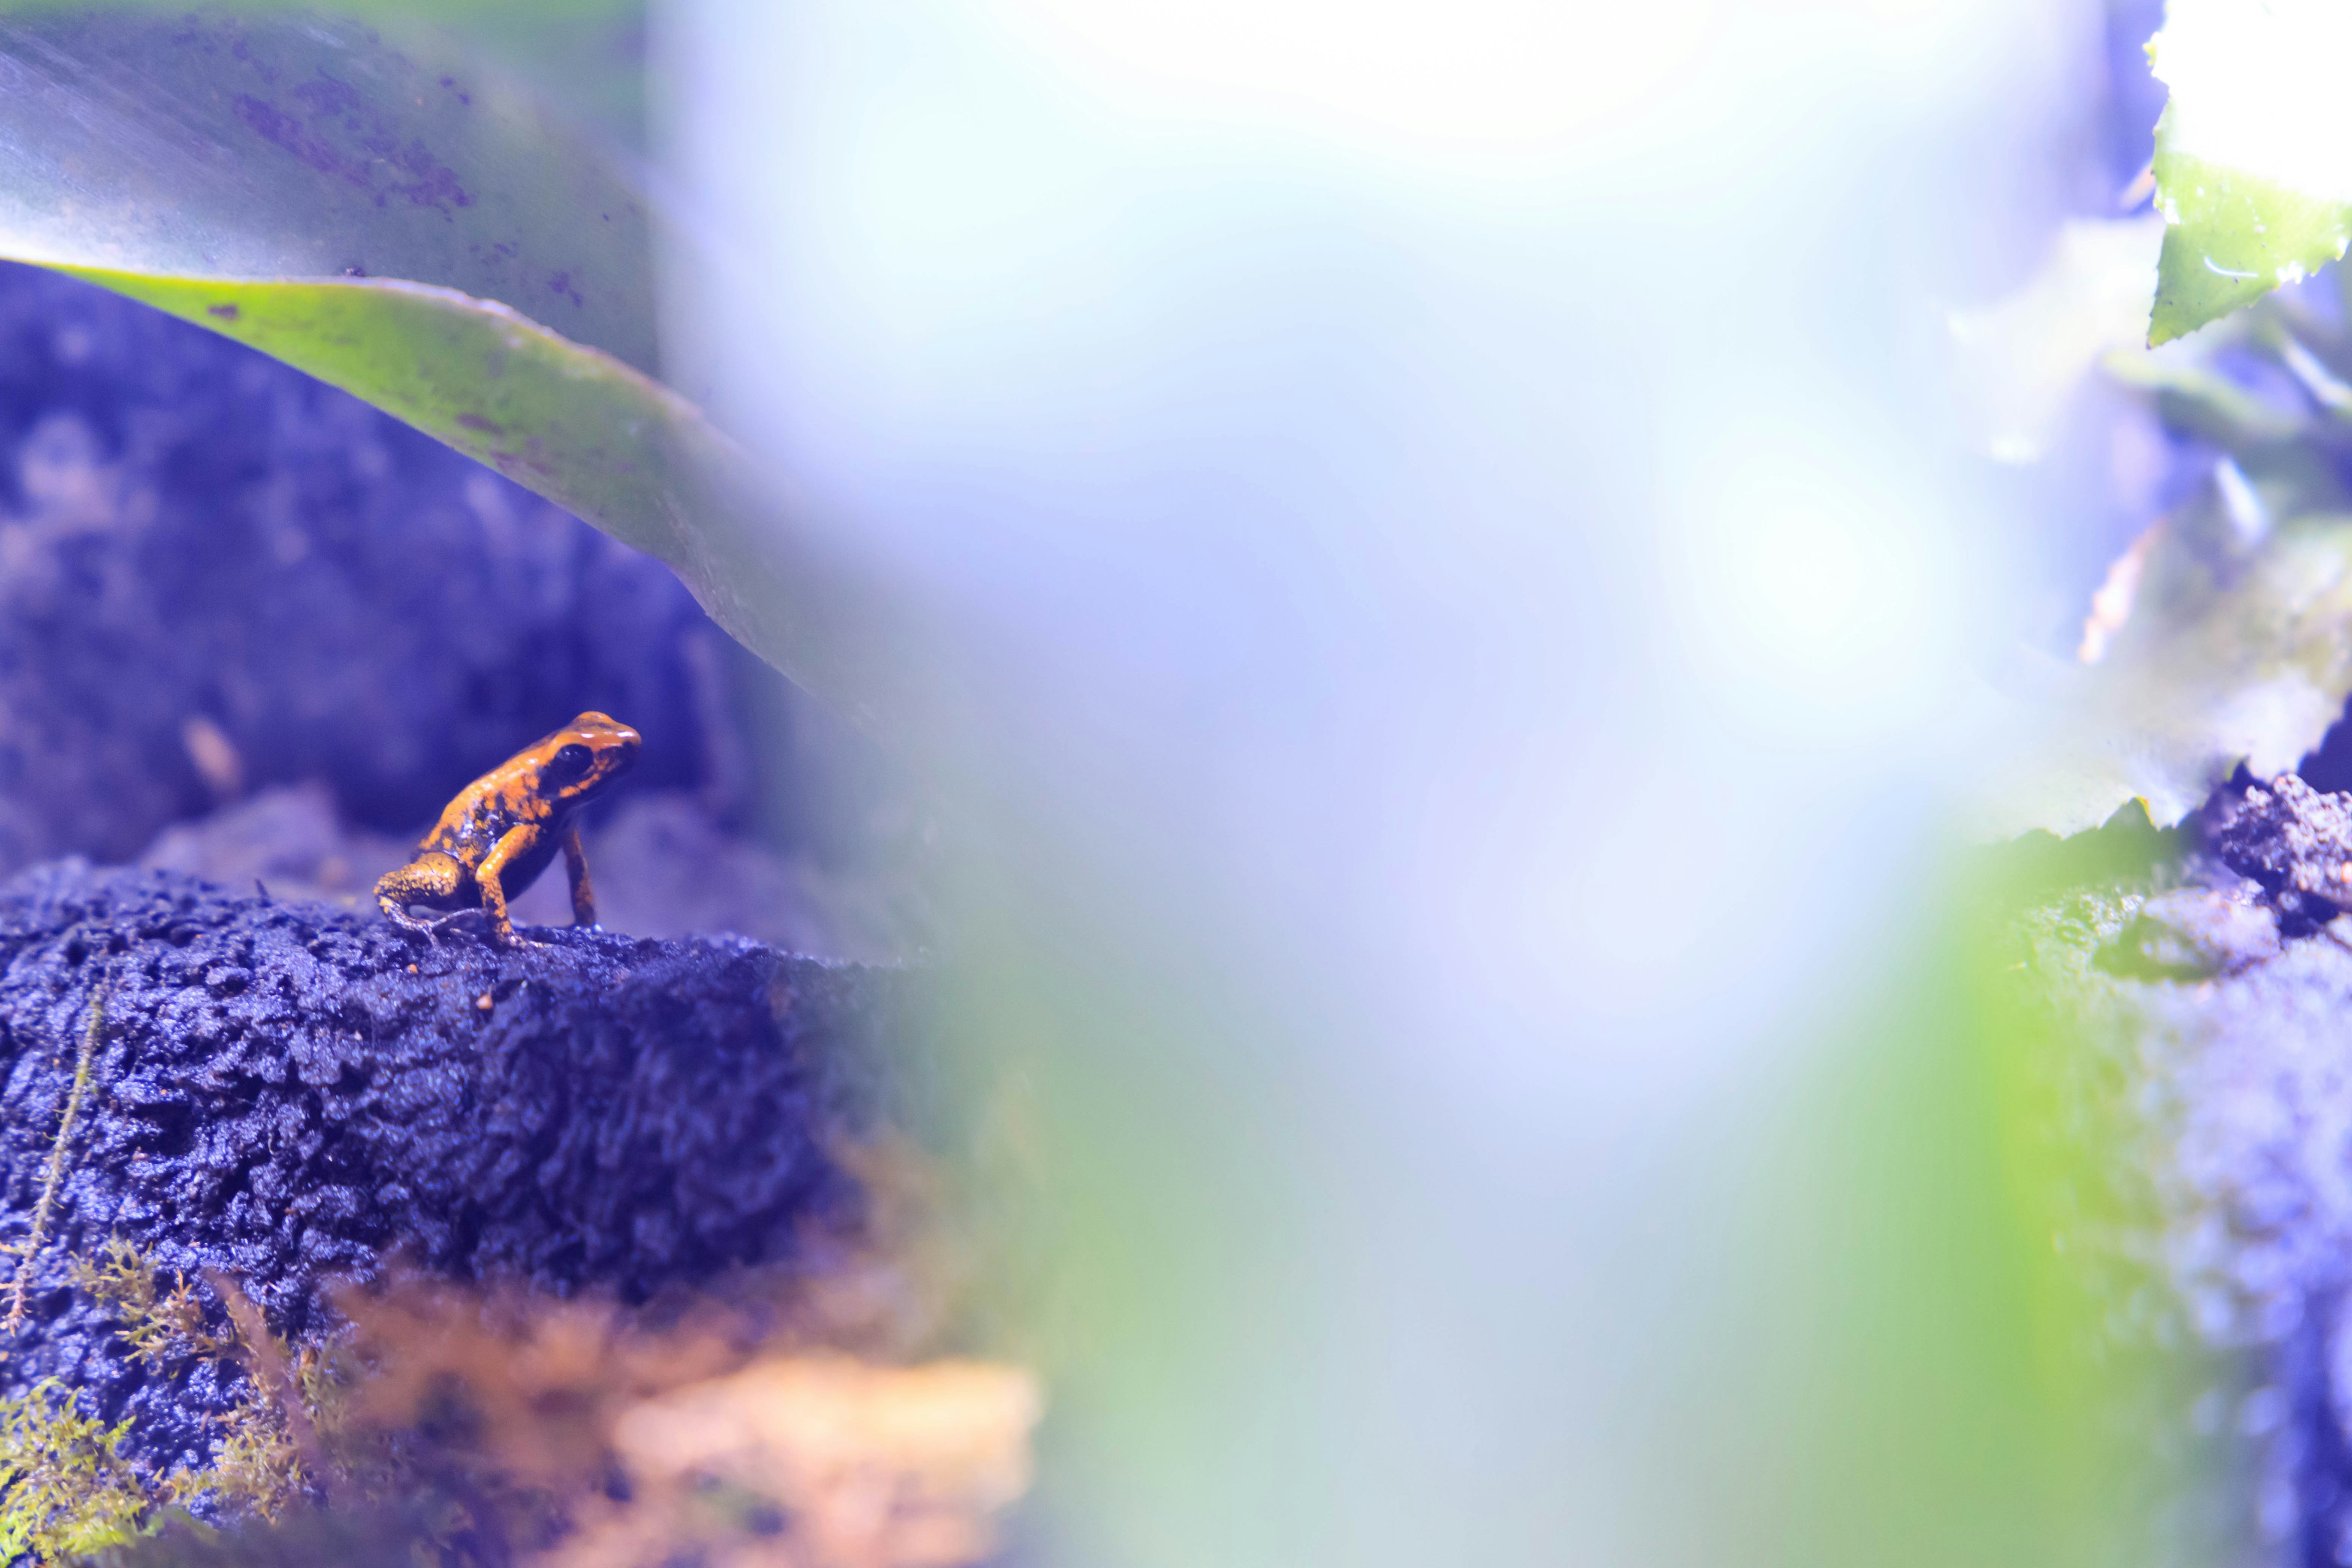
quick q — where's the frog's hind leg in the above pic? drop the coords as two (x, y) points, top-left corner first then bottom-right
(375, 851), (469, 943)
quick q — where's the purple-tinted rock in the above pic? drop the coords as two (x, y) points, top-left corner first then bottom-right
(2204, 774), (2352, 935)
(0, 860), (910, 1482)
(2103, 888), (2282, 978)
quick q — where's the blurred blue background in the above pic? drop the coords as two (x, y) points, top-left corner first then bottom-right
(639, 2), (2171, 1564)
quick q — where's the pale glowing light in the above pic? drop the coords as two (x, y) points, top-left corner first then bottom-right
(1667, 421), (1959, 741)
(656, 1), (2101, 1555)
(1945, 216), (2163, 463)
(2152, 0), (2352, 202)
(984, 0), (1720, 163)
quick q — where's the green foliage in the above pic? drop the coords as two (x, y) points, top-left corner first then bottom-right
(2143, 1), (2352, 342)
(0, 6), (656, 372)
(56, 266), (879, 724)
(0, 7), (875, 706)
(172, 1384), (306, 1527)
(0, 1379), (152, 1561)
(72, 1237), (235, 1368)
(68, 1238), (320, 1532)
(2149, 124), (2352, 345)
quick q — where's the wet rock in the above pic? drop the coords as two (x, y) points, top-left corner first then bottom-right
(2204, 773), (2352, 935)
(0, 859), (910, 1479)
(2025, 810), (2352, 1561)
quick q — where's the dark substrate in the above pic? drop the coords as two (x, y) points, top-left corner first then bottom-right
(2021, 772), (2352, 1567)
(0, 859), (911, 1482)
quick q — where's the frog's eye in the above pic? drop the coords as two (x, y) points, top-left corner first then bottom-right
(547, 743), (594, 783)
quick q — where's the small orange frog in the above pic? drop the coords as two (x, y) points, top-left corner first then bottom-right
(375, 712), (641, 946)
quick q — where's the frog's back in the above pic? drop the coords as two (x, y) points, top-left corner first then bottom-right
(420, 761), (546, 865)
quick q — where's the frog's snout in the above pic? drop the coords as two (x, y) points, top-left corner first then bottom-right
(570, 710), (641, 778)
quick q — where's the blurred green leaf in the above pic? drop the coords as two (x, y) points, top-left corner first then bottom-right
(2100, 345), (2308, 448)
(70, 266), (881, 724)
(0, 6), (658, 373)
(2149, 131), (2351, 346)
(2143, 4), (2352, 343)
(0, 6), (871, 703)
(1985, 514), (2352, 837)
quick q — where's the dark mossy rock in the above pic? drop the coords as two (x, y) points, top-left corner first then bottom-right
(2202, 772), (2352, 935)
(0, 860), (910, 1481)
(2022, 768), (2352, 1566)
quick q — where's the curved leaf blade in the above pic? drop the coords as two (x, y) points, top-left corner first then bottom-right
(2150, 132), (2350, 345)
(59, 266), (884, 724)
(0, 6), (660, 375)
(2145, 1), (2352, 344)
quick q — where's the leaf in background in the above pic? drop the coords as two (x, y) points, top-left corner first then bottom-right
(62, 265), (890, 728)
(0, 7), (880, 707)
(1979, 514), (2352, 839)
(2099, 347), (2307, 451)
(0, 6), (658, 374)
(2146, 0), (2352, 345)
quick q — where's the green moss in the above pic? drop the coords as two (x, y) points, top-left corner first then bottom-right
(0, 1378), (151, 1560)
(72, 1238), (233, 1369)
(168, 1383), (303, 1527)
(60, 1238), (320, 1535)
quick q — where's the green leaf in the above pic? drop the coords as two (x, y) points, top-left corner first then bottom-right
(0, 6), (660, 375)
(1983, 514), (2352, 838)
(2143, 2), (2352, 342)
(2150, 121), (2352, 345)
(0, 7), (892, 706)
(61, 266), (888, 725)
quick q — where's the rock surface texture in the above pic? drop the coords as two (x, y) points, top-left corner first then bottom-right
(0, 861), (905, 1483)
(2027, 772), (2352, 1568)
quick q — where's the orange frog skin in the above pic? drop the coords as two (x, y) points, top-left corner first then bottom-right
(375, 712), (641, 947)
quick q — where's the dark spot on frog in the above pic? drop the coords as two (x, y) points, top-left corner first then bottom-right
(206, 304), (239, 321)
(344, 264), (368, 278)
(457, 413), (504, 436)
(548, 271), (584, 308)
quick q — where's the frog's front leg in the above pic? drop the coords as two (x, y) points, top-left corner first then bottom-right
(476, 823), (548, 948)
(375, 851), (468, 941)
(560, 818), (598, 927)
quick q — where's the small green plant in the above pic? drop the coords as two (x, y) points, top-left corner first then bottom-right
(0, 1378), (151, 1560)
(67, 1238), (320, 1528)
(72, 1237), (233, 1366)
(172, 1381), (305, 1526)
